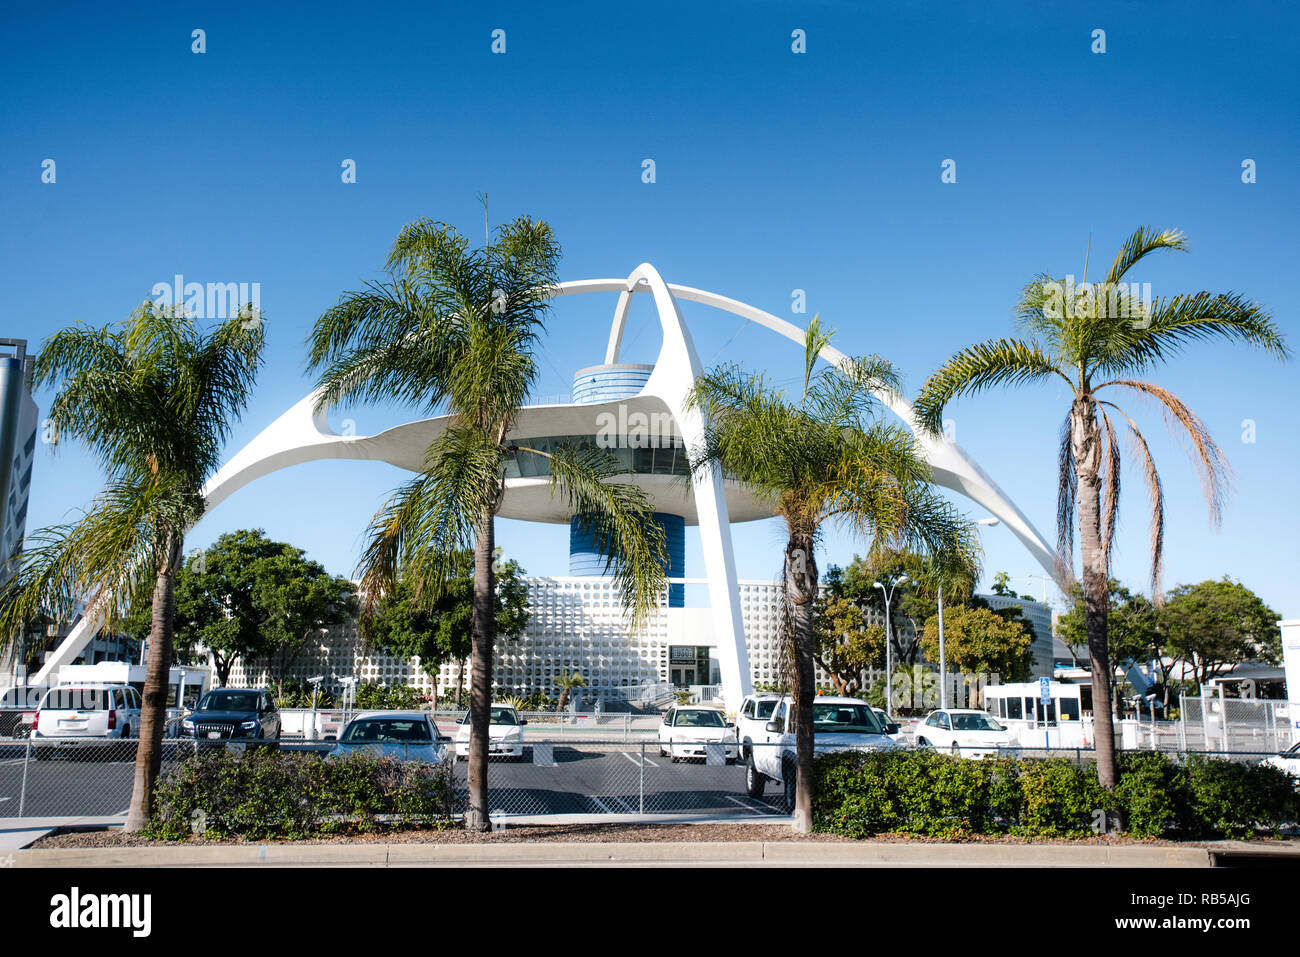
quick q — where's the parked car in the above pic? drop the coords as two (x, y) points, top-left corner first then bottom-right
(1263, 740), (1300, 779)
(330, 711), (449, 763)
(179, 688), (281, 745)
(31, 684), (142, 759)
(735, 693), (782, 762)
(746, 696), (900, 810)
(913, 708), (1011, 757)
(455, 704), (525, 759)
(658, 705), (738, 763)
(871, 707), (907, 743)
(0, 685), (47, 738)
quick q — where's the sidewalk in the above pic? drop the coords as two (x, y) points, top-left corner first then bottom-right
(0, 815), (125, 851)
(8, 837), (1264, 868)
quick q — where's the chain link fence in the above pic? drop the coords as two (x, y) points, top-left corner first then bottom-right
(3, 735), (1293, 822)
(1178, 694), (1295, 755)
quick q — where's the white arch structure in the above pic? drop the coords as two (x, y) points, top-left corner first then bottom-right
(35, 265), (1055, 706)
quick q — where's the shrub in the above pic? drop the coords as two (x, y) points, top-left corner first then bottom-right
(813, 748), (1298, 841)
(354, 681), (426, 711)
(149, 746), (454, 841)
(1182, 757), (1300, 839)
(1114, 751), (1187, 838)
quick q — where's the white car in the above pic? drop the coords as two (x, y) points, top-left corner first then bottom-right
(1263, 741), (1300, 779)
(736, 693), (783, 763)
(913, 709), (1012, 758)
(658, 705), (739, 763)
(329, 711), (449, 763)
(455, 704), (525, 759)
(747, 696), (900, 810)
(871, 707), (908, 744)
(31, 684), (142, 759)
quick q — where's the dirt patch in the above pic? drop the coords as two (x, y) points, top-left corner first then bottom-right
(29, 821), (1204, 849)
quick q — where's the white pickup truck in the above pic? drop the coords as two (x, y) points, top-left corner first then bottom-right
(743, 695), (901, 811)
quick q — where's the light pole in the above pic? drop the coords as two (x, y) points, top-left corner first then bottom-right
(873, 575), (907, 716)
(938, 517), (1000, 709)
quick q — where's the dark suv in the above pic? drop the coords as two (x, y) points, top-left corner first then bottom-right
(180, 688), (281, 745)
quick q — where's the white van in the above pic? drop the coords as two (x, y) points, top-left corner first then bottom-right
(31, 684), (142, 758)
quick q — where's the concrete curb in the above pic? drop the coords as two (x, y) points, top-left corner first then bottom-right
(10, 839), (1231, 868)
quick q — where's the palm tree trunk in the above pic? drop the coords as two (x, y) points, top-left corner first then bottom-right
(785, 535), (818, 834)
(125, 534), (182, 832)
(1072, 399), (1118, 789)
(465, 508), (496, 832)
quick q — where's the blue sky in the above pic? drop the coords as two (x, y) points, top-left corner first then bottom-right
(3, 1), (1297, 616)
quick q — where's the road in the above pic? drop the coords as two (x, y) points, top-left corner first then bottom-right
(0, 741), (784, 819)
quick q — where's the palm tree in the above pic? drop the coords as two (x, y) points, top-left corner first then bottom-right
(553, 670), (587, 712)
(685, 317), (980, 832)
(306, 216), (666, 831)
(913, 226), (1288, 788)
(0, 302), (264, 830)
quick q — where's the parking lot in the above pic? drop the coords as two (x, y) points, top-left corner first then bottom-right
(0, 739), (786, 819)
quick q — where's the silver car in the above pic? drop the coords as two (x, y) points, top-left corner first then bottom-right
(328, 711), (449, 763)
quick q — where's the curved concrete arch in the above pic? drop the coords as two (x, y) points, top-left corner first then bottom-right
(35, 266), (1054, 695)
(588, 278), (1056, 577)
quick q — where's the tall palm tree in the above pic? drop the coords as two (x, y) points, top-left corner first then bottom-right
(306, 216), (666, 830)
(685, 318), (980, 833)
(913, 226), (1288, 788)
(0, 302), (264, 830)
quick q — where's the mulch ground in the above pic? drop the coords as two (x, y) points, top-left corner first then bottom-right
(29, 822), (1198, 849)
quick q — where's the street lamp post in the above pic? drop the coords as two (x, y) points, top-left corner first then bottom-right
(873, 576), (908, 716)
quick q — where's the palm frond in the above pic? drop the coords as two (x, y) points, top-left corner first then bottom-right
(913, 338), (1071, 435)
(1104, 226), (1187, 285)
(1054, 412), (1078, 592)
(1099, 401), (1166, 602)
(1103, 380), (1231, 528)
(355, 427), (501, 611)
(526, 443), (667, 628)
(1092, 291), (1289, 377)
(1097, 407), (1122, 572)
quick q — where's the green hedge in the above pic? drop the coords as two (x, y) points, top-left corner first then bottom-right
(813, 749), (1298, 840)
(148, 747), (455, 841)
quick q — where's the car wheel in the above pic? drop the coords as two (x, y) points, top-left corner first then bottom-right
(918, 737), (932, 749)
(951, 742), (962, 757)
(781, 762), (797, 813)
(745, 754), (765, 799)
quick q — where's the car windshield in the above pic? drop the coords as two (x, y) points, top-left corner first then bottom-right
(675, 710), (725, 728)
(754, 699), (778, 719)
(342, 719), (432, 743)
(812, 704), (884, 734)
(198, 691), (261, 712)
(460, 708), (519, 726)
(951, 713), (1003, 732)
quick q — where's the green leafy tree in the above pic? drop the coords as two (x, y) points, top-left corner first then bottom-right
(1160, 578), (1281, 687)
(812, 589), (886, 697)
(920, 604), (1033, 685)
(123, 529), (284, 685)
(306, 214), (666, 830)
(362, 549), (529, 708)
(914, 226), (1288, 788)
(0, 302), (263, 830)
(254, 548), (356, 692)
(1058, 580), (1165, 705)
(685, 316), (979, 832)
